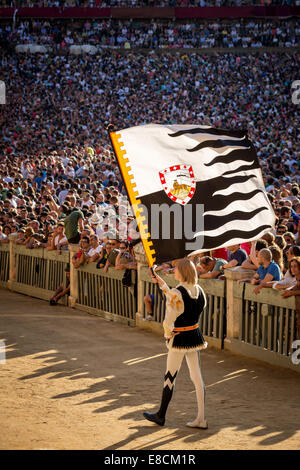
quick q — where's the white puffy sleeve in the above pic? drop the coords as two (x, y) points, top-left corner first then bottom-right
(160, 281), (185, 339)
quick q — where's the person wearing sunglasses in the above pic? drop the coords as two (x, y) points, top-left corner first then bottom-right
(115, 240), (136, 270)
(96, 240), (114, 269)
(283, 232), (295, 245)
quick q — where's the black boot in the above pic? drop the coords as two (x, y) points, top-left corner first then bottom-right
(143, 412), (165, 426)
(143, 384), (174, 426)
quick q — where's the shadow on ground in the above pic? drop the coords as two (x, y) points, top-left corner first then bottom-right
(1, 288), (300, 449)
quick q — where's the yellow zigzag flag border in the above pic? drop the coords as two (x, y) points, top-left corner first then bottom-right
(110, 131), (156, 268)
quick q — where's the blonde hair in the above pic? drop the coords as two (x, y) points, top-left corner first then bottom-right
(259, 248), (272, 262)
(176, 258), (198, 285)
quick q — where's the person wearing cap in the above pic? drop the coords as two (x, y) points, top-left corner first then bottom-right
(49, 265), (71, 306)
(89, 213), (103, 238)
(28, 219), (40, 233)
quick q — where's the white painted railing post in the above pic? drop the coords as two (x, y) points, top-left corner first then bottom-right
(133, 242), (149, 327)
(68, 244), (79, 308)
(224, 267), (254, 341)
(7, 234), (18, 291)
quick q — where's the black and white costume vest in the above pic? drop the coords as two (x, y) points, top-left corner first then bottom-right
(170, 285), (207, 352)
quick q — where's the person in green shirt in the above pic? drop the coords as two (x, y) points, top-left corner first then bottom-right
(198, 256), (227, 279)
(63, 208), (84, 244)
(1, 187), (8, 201)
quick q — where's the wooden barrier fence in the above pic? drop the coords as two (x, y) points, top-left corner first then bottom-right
(76, 263), (137, 326)
(0, 241), (299, 372)
(224, 280), (300, 372)
(5, 243), (69, 305)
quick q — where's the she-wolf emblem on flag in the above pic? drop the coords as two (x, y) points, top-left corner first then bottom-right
(159, 165), (196, 205)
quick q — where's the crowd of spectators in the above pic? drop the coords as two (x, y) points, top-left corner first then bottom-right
(0, 1), (296, 8)
(0, 143), (140, 285)
(3, 18), (299, 49)
(0, 44), (299, 307)
(0, 50), (299, 161)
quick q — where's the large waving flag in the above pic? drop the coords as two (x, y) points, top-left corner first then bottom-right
(110, 124), (275, 267)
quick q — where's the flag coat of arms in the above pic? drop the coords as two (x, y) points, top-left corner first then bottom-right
(110, 124), (276, 267)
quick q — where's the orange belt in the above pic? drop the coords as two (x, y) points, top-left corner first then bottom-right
(173, 323), (199, 332)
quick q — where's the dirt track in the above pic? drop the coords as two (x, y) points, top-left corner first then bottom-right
(0, 287), (300, 450)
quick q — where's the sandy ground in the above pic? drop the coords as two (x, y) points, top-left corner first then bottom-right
(0, 287), (300, 451)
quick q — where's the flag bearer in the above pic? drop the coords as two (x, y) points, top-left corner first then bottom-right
(143, 258), (208, 429)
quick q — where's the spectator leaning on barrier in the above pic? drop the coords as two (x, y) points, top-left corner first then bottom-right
(241, 239), (268, 271)
(251, 248), (282, 294)
(96, 240), (111, 269)
(281, 257), (300, 299)
(86, 234), (102, 263)
(198, 256), (227, 279)
(47, 222), (68, 252)
(117, 241), (137, 290)
(72, 236), (90, 269)
(21, 226), (34, 248)
(219, 244), (247, 272)
(273, 246), (300, 291)
(30, 233), (45, 248)
(14, 228), (25, 244)
(115, 240), (134, 270)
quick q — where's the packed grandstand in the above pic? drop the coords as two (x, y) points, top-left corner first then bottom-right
(0, 4), (299, 300)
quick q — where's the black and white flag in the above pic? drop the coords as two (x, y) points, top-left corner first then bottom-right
(110, 124), (275, 266)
